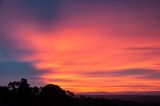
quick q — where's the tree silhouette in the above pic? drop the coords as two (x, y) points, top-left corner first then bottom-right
(65, 90), (75, 97)
(18, 78), (31, 97)
(0, 78), (159, 106)
(41, 84), (67, 98)
(31, 86), (40, 96)
(8, 81), (20, 93)
(8, 78), (31, 96)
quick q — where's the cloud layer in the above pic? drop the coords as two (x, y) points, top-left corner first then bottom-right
(0, 0), (160, 92)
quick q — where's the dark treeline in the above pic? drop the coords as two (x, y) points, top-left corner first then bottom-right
(0, 78), (159, 106)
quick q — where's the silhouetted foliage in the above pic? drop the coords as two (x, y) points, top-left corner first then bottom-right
(41, 84), (66, 97)
(31, 86), (40, 96)
(0, 78), (160, 106)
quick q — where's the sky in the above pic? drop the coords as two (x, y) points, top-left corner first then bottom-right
(0, 0), (160, 93)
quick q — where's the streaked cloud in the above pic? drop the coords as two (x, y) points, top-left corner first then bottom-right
(80, 68), (160, 80)
(125, 47), (160, 51)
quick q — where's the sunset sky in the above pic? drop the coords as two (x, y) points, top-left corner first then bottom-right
(0, 0), (160, 93)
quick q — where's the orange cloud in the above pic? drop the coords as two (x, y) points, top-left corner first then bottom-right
(9, 21), (159, 92)
(5, 1), (160, 92)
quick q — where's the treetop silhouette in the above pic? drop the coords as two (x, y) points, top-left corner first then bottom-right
(0, 78), (159, 106)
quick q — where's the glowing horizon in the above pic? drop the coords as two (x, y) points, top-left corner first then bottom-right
(0, 0), (160, 93)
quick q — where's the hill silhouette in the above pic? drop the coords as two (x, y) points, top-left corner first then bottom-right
(0, 78), (160, 106)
